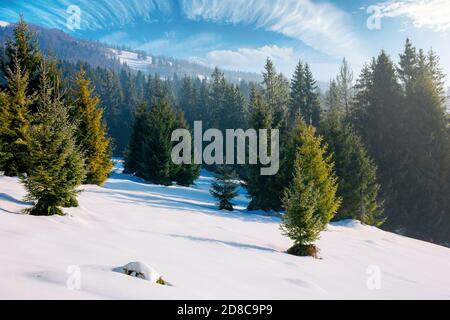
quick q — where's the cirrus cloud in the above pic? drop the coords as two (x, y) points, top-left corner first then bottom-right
(373, 0), (450, 32)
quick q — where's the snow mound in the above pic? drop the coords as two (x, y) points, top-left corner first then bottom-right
(121, 262), (162, 284)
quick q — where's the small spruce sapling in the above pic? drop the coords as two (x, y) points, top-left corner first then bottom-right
(210, 165), (239, 211)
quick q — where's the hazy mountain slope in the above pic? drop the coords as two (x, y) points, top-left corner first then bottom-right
(0, 24), (262, 83)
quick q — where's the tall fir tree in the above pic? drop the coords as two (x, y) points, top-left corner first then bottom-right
(72, 69), (112, 185)
(172, 110), (200, 186)
(22, 64), (85, 216)
(325, 79), (342, 112)
(3, 16), (42, 97)
(0, 91), (10, 168)
(0, 52), (33, 176)
(396, 41), (450, 242)
(349, 62), (374, 134)
(124, 103), (148, 176)
(303, 63), (322, 127)
(262, 58), (289, 128)
(336, 58), (354, 115)
(281, 119), (341, 257)
(245, 85), (281, 211)
(140, 99), (176, 185)
(320, 107), (384, 226)
(289, 60), (306, 124)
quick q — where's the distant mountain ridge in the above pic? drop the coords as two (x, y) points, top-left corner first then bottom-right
(0, 23), (262, 84)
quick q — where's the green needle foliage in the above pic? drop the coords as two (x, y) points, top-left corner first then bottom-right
(71, 68), (112, 186)
(210, 165), (239, 211)
(21, 65), (85, 216)
(281, 120), (341, 257)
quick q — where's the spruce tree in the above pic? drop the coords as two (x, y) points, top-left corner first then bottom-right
(124, 103), (147, 176)
(320, 108), (384, 226)
(336, 58), (354, 114)
(0, 53), (33, 176)
(0, 92), (10, 169)
(349, 62), (373, 134)
(397, 43), (450, 242)
(262, 58), (289, 128)
(141, 100), (176, 185)
(172, 111), (200, 186)
(3, 16), (42, 97)
(281, 120), (341, 257)
(22, 65), (85, 216)
(245, 86), (281, 211)
(72, 69), (112, 185)
(289, 60), (306, 124)
(210, 165), (239, 211)
(303, 64), (322, 127)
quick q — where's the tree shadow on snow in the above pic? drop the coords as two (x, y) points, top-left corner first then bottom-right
(167, 234), (277, 252)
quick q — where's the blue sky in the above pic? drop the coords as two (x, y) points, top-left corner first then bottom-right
(1, 0), (450, 83)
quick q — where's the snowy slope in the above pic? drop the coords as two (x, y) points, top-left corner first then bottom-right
(0, 161), (449, 300)
(109, 49), (154, 73)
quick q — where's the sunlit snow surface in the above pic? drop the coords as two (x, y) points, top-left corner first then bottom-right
(0, 160), (449, 299)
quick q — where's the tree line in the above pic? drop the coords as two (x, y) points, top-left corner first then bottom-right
(0, 18), (112, 215)
(1, 18), (449, 252)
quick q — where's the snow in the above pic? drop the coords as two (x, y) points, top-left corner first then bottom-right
(0, 21), (10, 27)
(0, 160), (449, 300)
(109, 49), (152, 73)
(121, 262), (161, 283)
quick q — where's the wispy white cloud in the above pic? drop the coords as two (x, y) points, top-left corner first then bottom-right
(191, 45), (341, 81)
(1, 0), (363, 61)
(191, 45), (297, 75)
(138, 32), (222, 56)
(373, 0), (450, 32)
(180, 0), (363, 61)
(2, 0), (173, 30)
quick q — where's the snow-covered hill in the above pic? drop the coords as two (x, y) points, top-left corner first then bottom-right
(0, 161), (449, 300)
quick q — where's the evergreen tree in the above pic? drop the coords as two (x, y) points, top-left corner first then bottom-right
(349, 62), (373, 134)
(140, 100), (176, 185)
(325, 79), (342, 112)
(303, 64), (322, 127)
(172, 110), (200, 186)
(101, 69), (123, 153)
(245, 85), (281, 211)
(398, 38), (418, 92)
(3, 16), (42, 95)
(0, 92), (10, 168)
(289, 60), (306, 124)
(262, 58), (289, 128)
(209, 67), (226, 129)
(124, 103), (147, 175)
(21, 65), (85, 216)
(72, 69), (112, 185)
(0, 52), (33, 176)
(281, 120), (341, 257)
(320, 108), (384, 226)
(336, 58), (354, 115)
(396, 43), (450, 242)
(210, 165), (239, 211)
(179, 76), (197, 127)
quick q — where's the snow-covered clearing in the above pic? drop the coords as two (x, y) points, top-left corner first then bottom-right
(0, 161), (449, 299)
